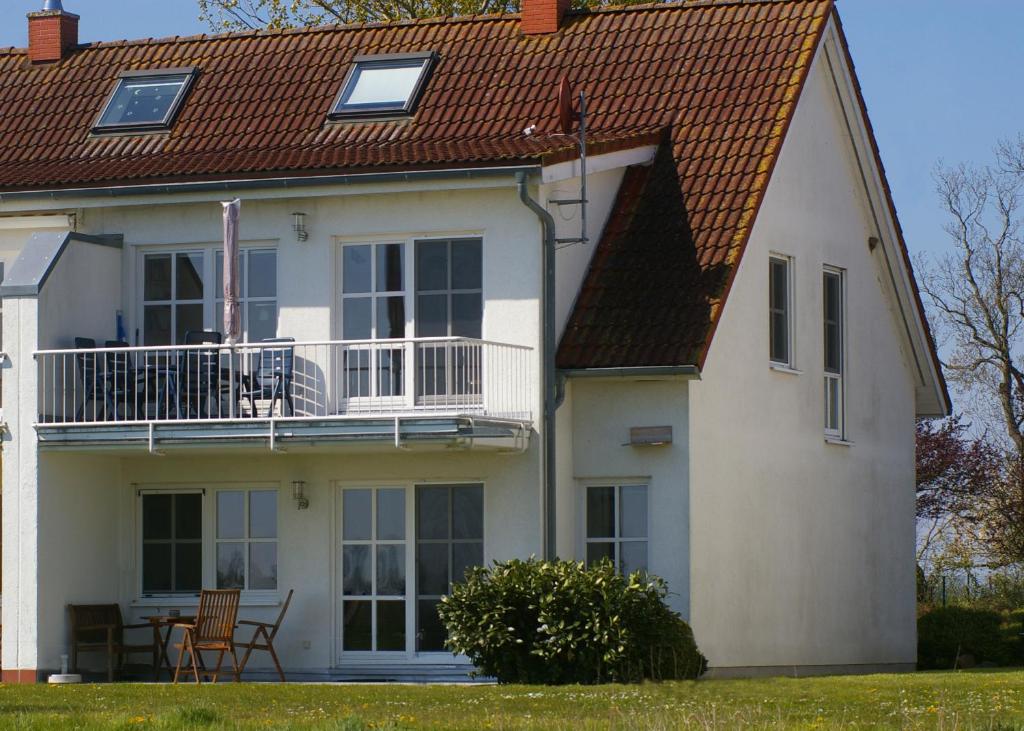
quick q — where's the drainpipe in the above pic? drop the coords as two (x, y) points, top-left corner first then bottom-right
(516, 170), (558, 560)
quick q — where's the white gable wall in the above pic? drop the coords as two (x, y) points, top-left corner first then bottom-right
(687, 39), (918, 673)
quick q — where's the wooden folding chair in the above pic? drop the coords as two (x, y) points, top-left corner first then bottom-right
(173, 589), (241, 684)
(237, 589), (294, 682)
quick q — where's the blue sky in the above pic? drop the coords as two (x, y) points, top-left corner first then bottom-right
(3, 0), (1024, 259)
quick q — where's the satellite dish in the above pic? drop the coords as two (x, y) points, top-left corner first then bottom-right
(558, 77), (577, 135)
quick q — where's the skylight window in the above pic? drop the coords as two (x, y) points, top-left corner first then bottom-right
(93, 69), (197, 133)
(330, 53), (435, 121)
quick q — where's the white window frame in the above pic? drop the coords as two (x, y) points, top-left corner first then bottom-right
(135, 484), (280, 601)
(583, 483), (649, 575)
(135, 243), (278, 345)
(214, 487), (279, 592)
(769, 253), (796, 369)
(823, 266), (846, 438)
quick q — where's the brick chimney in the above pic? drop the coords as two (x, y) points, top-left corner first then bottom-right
(521, 0), (570, 35)
(27, 1), (79, 64)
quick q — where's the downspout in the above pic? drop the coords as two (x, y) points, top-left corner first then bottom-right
(516, 170), (558, 560)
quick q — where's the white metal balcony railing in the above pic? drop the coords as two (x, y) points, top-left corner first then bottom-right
(35, 337), (533, 427)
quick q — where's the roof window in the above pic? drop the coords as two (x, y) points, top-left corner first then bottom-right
(329, 53), (435, 121)
(93, 69), (197, 134)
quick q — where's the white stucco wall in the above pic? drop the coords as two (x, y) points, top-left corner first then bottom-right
(687, 47), (918, 673)
(568, 378), (691, 619)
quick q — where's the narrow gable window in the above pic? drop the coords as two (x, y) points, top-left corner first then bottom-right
(94, 69), (196, 133)
(823, 267), (845, 437)
(330, 53), (435, 121)
(769, 255), (793, 367)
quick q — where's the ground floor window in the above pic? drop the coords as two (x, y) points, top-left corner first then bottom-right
(338, 483), (484, 657)
(138, 487), (278, 597)
(585, 484), (648, 576)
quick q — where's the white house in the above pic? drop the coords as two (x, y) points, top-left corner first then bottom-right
(0, 0), (948, 682)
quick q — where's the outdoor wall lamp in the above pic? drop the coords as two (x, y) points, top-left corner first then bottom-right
(292, 212), (309, 242)
(292, 480), (310, 510)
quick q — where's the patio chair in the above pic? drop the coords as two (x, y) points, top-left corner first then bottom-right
(68, 603), (156, 682)
(74, 337), (113, 421)
(179, 331), (223, 419)
(173, 589), (242, 684)
(237, 589), (293, 682)
(104, 340), (141, 420)
(240, 337), (295, 418)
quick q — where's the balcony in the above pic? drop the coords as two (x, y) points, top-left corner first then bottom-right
(34, 337), (533, 452)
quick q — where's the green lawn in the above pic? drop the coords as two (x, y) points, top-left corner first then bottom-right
(0, 671), (1022, 730)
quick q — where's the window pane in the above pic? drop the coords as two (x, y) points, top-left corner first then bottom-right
(250, 490), (278, 539)
(144, 305), (172, 346)
(417, 599), (446, 652)
(377, 601), (406, 652)
(376, 297), (406, 339)
(416, 487), (449, 540)
(249, 542), (277, 590)
(452, 542), (482, 585)
(142, 494), (172, 540)
(248, 250), (277, 298)
(770, 259), (788, 311)
(378, 349), (404, 397)
(619, 485), (647, 539)
(217, 542), (245, 589)
(216, 252), (225, 300)
(452, 293), (482, 339)
(248, 302), (278, 342)
(416, 241), (448, 291)
(416, 294), (447, 338)
(771, 311), (788, 363)
(377, 489), (405, 541)
(586, 486), (615, 539)
(451, 240), (482, 290)
(376, 544), (405, 596)
(176, 252), (204, 300)
(343, 246), (372, 294)
(175, 542), (202, 593)
(144, 254), (172, 301)
(343, 601), (372, 651)
(376, 244), (404, 292)
(343, 298), (372, 341)
(175, 494), (203, 540)
(417, 542), (449, 595)
(98, 76), (187, 127)
(217, 490), (245, 539)
(340, 62), (424, 109)
(452, 485), (483, 540)
(142, 543), (172, 593)
(586, 541), (614, 567)
(343, 545), (372, 595)
(620, 541), (648, 576)
(176, 304), (204, 345)
(343, 490), (372, 540)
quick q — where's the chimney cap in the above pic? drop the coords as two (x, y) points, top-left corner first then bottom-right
(42, 0), (64, 10)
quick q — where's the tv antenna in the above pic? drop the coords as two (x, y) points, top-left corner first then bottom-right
(549, 77), (589, 249)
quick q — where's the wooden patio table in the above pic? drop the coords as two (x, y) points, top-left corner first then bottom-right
(142, 615), (195, 681)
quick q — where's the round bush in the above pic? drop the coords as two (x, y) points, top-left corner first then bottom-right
(438, 557), (707, 684)
(917, 606), (1009, 669)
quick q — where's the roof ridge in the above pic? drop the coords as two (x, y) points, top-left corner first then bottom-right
(0, 0), (828, 55)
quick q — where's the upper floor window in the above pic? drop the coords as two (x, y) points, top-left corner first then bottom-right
(769, 255), (793, 367)
(94, 69), (196, 133)
(585, 484), (648, 577)
(823, 267), (845, 437)
(329, 53), (435, 121)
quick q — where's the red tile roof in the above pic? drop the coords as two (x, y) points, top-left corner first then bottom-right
(0, 0), (844, 370)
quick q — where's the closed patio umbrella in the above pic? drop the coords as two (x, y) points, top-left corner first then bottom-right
(222, 199), (242, 344)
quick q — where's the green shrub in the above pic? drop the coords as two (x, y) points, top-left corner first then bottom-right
(918, 606), (1010, 669)
(438, 557), (707, 684)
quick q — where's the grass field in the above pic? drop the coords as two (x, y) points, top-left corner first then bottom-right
(0, 670), (1022, 730)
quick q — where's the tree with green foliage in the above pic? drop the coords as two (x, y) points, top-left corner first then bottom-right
(199, 0), (651, 29)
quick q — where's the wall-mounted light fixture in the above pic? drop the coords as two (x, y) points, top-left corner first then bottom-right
(292, 212), (308, 242)
(291, 480), (309, 510)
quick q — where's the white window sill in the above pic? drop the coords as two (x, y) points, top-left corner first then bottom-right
(131, 593), (282, 609)
(824, 436), (853, 447)
(769, 363), (802, 375)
